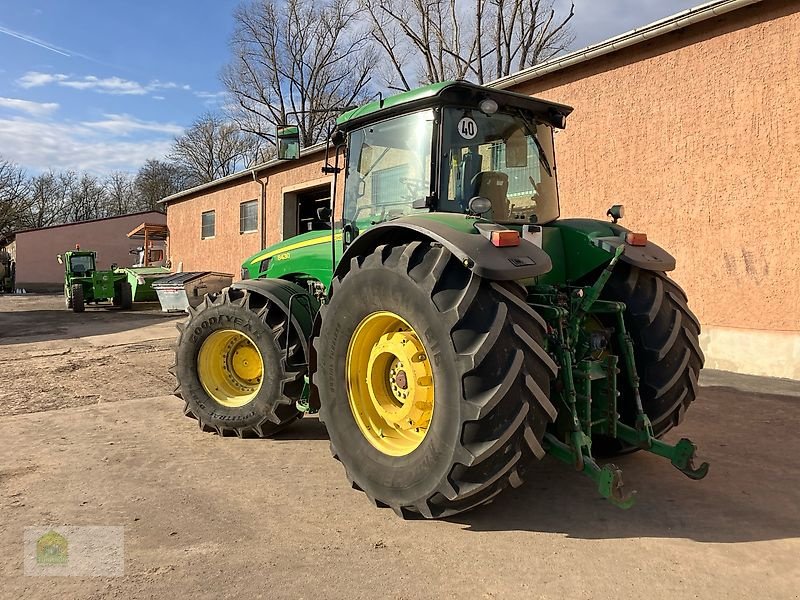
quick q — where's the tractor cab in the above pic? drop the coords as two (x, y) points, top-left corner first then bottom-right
(341, 97), (561, 232)
(278, 81), (569, 241)
(63, 251), (97, 277)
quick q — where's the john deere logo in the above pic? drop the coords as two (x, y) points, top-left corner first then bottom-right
(36, 530), (68, 565)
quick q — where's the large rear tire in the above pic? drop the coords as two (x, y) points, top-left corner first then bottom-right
(173, 287), (303, 437)
(71, 283), (85, 313)
(596, 264), (704, 455)
(314, 241), (557, 518)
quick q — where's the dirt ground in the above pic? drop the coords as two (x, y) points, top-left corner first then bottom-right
(1, 294), (799, 600)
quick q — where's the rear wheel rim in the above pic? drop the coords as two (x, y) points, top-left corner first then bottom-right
(346, 311), (434, 456)
(197, 329), (264, 408)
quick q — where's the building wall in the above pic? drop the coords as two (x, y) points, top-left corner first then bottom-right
(166, 153), (334, 275)
(14, 211), (166, 291)
(508, 0), (800, 378)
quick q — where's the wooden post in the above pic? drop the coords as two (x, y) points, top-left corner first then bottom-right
(144, 227), (150, 266)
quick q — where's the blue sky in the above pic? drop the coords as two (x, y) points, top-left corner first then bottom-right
(0, 0), (701, 176)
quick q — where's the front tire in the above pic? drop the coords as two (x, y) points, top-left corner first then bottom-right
(173, 288), (303, 437)
(119, 282), (133, 309)
(71, 283), (85, 313)
(314, 242), (557, 518)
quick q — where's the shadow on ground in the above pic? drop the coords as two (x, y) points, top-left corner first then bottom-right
(450, 386), (800, 542)
(0, 303), (178, 346)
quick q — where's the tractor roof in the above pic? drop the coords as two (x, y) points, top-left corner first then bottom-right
(336, 80), (573, 132)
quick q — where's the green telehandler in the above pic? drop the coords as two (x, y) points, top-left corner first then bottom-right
(59, 249), (132, 313)
(173, 81), (706, 518)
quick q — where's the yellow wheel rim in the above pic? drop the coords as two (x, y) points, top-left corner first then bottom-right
(346, 311), (435, 456)
(197, 329), (264, 408)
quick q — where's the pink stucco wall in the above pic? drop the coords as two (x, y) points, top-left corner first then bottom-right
(509, 0), (800, 333)
(13, 211), (166, 291)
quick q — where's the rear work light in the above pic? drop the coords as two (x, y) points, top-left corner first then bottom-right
(626, 232), (647, 246)
(490, 230), (520, 247)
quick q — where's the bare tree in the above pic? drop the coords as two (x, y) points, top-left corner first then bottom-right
(363, 0), (574, 89)
(0, 158), (29, 235)
(105, 172), (136, 216)
(223, 0), (376, 148)
(133, 159), (185, 212)
(65, 173), (108, 222)
(26, 170), (75, 229)
(169, 113), (261, 186)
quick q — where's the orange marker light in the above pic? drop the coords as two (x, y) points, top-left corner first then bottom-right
(491, 230), (520, 247)
(626, 232), (647, 246)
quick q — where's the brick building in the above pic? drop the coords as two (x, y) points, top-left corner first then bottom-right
(161, 0), (800, 379)
(0, 210), (167, 291)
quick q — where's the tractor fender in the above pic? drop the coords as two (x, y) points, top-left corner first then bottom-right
(230, 278), (320, 362)
(334, 218), (552, 282)
(592, 236), (676, 272)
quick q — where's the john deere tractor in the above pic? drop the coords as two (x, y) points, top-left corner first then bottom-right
(173, 81), (706, 518)
(59, 249), (132, 312)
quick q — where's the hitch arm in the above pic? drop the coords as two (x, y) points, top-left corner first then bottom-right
(615, 423), (710, 480)
(544, 434), (636, 509)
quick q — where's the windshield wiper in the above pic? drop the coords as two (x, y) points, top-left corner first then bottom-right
(517, 111), (552, 178)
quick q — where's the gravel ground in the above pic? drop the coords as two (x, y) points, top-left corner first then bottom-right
(1, 294), (798, 600)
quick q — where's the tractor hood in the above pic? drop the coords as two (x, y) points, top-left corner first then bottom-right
(245, 230), (341, 270)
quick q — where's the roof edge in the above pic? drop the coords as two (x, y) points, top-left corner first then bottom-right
(161, 142), (327, 205)
(6, 210), (166, 237)
(490, 0), (763, 90)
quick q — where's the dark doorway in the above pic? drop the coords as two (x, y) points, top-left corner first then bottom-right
(282, 184), (332, 238)
(296, 186), (331, 234)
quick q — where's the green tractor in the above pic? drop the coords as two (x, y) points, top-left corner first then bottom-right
(59, 249), (132, 313)
(173, 81), (706, 518)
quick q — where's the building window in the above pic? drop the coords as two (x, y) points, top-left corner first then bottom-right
(240, 200), (258, 234)
(201, 210), (215, 239)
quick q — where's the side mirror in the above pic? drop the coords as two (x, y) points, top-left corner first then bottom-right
(57, 255), (63, 265)
(277, 125), (300, 160)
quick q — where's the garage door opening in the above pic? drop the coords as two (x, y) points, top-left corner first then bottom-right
(282, 185), (331, 239)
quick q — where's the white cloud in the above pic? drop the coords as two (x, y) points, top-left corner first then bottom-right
(0, 97), (59, 116)
(18, 71), (69, 88)
(195, 90), (226, 99)
(60, 75), (149, 95)
(16, 71), (191, 97)
(0, 115), (181, 174)
(81, 114), (184, 136)
(195, 90), (228, 107)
